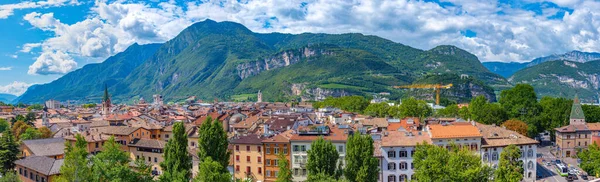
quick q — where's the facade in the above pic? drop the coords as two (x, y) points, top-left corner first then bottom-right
(128, 138), (166, 176)
(262, 131), (292, 182)
(289, 125), (348, 182)
(555, 95), (600, 157)
(96, 126), (151, 151)
(379, 122), (538, 182)
(45, 100), (61, 109)
(64, 131), (110, 154)
(231, 134), (265, 182)
(15, 156), (62, 182)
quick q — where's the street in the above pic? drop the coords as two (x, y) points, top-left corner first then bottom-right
(536, 141), (593, 182)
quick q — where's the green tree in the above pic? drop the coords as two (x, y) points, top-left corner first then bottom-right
(582, 105), (600, 123)
(494, 145), (523, 182)
(413, 142), (492, 182)
(344, 134), (378, 182)
(0, 130), (19, 173)
(363, 102), (390, 117)
(24, 112), (36, 125)
(26, 104), (43, 112)
(469, 96), (507, 125)
(398, 97), (432, 118)
(435, 104), (459, 117)
(198, 117), (230, 170)
(91, 136), (138, 181)
(194, 157), (231, 182)
(306, 172), (347, 182)
(159, 122), (192, 182)
(0, 171), (21, 182)
(10, 121), (29, 140)
(0, 119), (9, 133)
(313, 96), (369, 113)
(306, 137), (339, 178)
(133, 157), (155, 181)
(578, 143), (600, 177)
(276, 152), (293, 182)
(538, 97), (572, 139)
(19, 128), (42, 141)
(499, 84), (540, 120)
(38, 127), (53, 138)
(57, 134), (92, 182)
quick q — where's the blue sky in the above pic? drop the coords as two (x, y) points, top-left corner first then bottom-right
(0, 0), (599, 96)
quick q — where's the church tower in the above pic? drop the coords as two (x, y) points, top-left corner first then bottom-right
(257, 90), (263, 103)
(102, 84), (111, 116)
(570, 94), (586, 125)
(42, 104), (49, 128)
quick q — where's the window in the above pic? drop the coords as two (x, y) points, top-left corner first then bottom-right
(294, 168), (299, 176)
(338, 145), (345, 153)
(258, 167), (262, 174)
(274, 148), (279, 154)
(399, 151), (407, 158)
(246, 156), (250, 162)
(492, 152), (498, 161)
(301, 145), (306, 151)
(30, 172), (33, 179)
(36, 174), (39, 182)
(246, 146), (250, 151)
(41, 177), (46, 182)
(275, 171), (279, 176)
(483, 153), (489, 162)
(388, 175), (396, 182)
(258, 156), (262, 163)
(275, 159), (279, 166)
(266, 146), (271, 154)
(266, 170), (271, 177)
(585, 141), (588, 146)
(400, 174), (408, 182)
(154, 157), (157, 163)
(148, 157), (151, 162)
(191, 142), (195, 147)
(388, 151), (396, 158)
(24, 169), (28, 177)
(246, 166), (251, 174)
(528, 161), (534, 169)
(302, 169), (307, 176)
(411, 162), (414, 169)
(399, 162), (408, 170)
(236, 155), (240, 161)
(284, 147), (288, 154)
(388, 162), (396, 170)
(410, 150), (415, 157)
(235, 165), (240, 172)
(293, 145), (299, 152)
(258, 146), (262, 153)
(236, 145), (240, 151)
(527, 149), (534, 158)
(267, 159), (271, 166)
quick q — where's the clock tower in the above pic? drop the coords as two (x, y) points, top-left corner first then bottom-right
(569, 94), (586, 125)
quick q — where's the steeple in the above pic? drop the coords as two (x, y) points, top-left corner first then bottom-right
(102, 84), (111, 116)
(42, 103), (49, 127)
(103, 84), (110, 102)
(569, 94), (586, 125)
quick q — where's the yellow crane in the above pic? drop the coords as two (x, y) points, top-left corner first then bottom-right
(393, 83), (453, 105)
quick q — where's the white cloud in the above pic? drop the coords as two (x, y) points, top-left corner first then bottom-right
(28, 51), (77, 75)
(20, 43), (42, 53)
(0, 67), (12, 71)
(0, 0), (79, 19)
(10, 55), (17, 59)
(0, 81), (32, 96)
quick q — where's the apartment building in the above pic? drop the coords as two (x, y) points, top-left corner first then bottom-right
(231, 134), (265, 182)
(380, 130), (431, 182)
(289, 125), (348, 182)
(14, 156), (62, 182)
(262, 131), (292, 182)
(128, 138), (166, 176)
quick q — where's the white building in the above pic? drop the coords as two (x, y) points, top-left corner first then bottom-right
(289, 125), (348, 182)
(378, 122), (538, 182)
(45, 100), (61, 109)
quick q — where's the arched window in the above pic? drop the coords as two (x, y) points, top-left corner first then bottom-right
(492, 152), (498, 161)
(528, 172), (532, 178)
(399, 162), (408, 170)
(527, 149), (534, 158)
(388, 175), (396, 182)
(471, 143), (478, 151)
(483, 153), (489, 162)
(528, 161), (533, 169)
(388, 162), (396, 170)
(399, 174), (408, 182)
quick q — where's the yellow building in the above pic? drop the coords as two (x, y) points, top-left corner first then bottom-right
(128, 138), (167, 176)
(64, 131), (110, 154)
(231, 134), (264, 182)
(15, 156), (62, 182)
(262, 131), (292, 182)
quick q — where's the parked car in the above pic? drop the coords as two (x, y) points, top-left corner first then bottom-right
(556, 159), (562, 164)
(581, 174), (589, 180)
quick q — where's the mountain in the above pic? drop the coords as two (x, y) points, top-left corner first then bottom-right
(17, 43), (162, 103)
(484, 51), (600, 78)
(17, 19), (506, 103)
(483, 62), (528, 78)
(509, 60), (600, 101)
(0, 93), (16, 103)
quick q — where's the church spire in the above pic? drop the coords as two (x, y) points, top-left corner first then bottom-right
(103, 84), (110, 102)
(569, 94), (585, 125)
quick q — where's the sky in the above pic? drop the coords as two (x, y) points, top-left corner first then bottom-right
(0, 0), (599, 96)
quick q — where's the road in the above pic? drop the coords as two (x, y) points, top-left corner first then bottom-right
(536, 143), (593, 182)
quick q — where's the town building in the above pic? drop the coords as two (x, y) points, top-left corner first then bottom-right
(380, 130), (431, 182)
(64, 130), (110, 154)
(20, 138), (65, 159)
(45, 100), (61, 109)
(289, 125), (348, 182)
(15, 156), (62, 182)
(555, 95), (600, 157)
(128, 138), (166, 176)
(262, 131), (292, 182)
(96, 126), (152, 151)
(231, 134), (265, 181)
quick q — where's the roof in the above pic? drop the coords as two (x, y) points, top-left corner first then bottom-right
(555, 124), (589, 133)
(476, 123), (538, 147)
(97, 126), (142, 135)
(22, 138), (65, 157)
(428, 124), (482, 139)
(381, 130), (431, 147)
(388, 117), (420, 131)
(359, 117), (388, 128)
(128, 138), (166, 149)
(15, 156), (63, 176)
(230, 134), (263, 145)
(570, 95), (586, 120)
(290, 125), (348, 142)
(262, 130), (293, 143)
(588, 123), (600, 131)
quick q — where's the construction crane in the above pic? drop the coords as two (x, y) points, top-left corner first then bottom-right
(393, 83), (453, 105)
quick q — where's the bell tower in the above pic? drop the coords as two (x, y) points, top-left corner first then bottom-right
(102, 84), (111, 116)
(569, 94), (586, 125)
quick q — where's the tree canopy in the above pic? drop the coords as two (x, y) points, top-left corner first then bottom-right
(159, 122), (192, 182)
(0, 130), (19, 174)
(57, 134), (92, 182)
(502, 119), (528, 136)
(344, 134), (378, 182)
(197, 116), (230, 170)
(578, 143), (600, 177)
(306, 137), (340, 178)
(494, 145), (523, 182)
(413, 142), (492, 182)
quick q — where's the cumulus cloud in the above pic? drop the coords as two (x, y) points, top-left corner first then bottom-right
(0, 81), (32, 96)
(0, 67), (12, 71)
(0, 0), (79, 19)
(20, 43), (42, 53)
(28, 51), (77, 75)
(19, 0), (600, 79)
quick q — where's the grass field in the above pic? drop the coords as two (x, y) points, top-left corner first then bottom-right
(231, 93), (257, 102)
